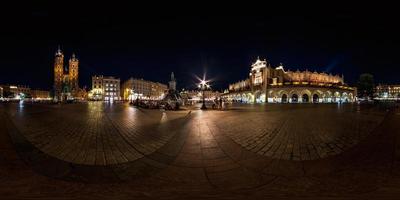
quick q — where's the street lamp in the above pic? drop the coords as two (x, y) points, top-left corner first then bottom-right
(198, 80), (210, 110)
(130, 89), (134, 103)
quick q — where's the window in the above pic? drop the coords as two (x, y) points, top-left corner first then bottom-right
(254, 71), (263, 85)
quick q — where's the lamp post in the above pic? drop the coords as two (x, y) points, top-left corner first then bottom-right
(198, 80), (210, 110)
(126, 88), (130, 102)
(130, 89), (134, 104)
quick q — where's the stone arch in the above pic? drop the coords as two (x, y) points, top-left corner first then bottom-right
(291, 93), (299, 103)
(281, 94), (288, 103)
(312, 94), (319, 103)
(277, 90), (289, 103)
(325, 90), (333, 103)
(268, 90), (275, 97)
(235, 94), (241, 102)
(268, 90), (277, 103)
(333, 91), (341, 102)
(240, 93), (247, 103)
(302, 94), (309, 103)
(342, 92), (349, 102)
(288, 90), (299, 103)
(312, 90), (324, 103)
(253, 91), (262, 103)
(300, 89), (312, 96)
(300, 89), (312, 103)
(348, 93), (354, 102)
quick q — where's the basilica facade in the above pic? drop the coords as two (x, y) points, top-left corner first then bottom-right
(223, 58), (356, 103)
(53, 47), (82, 101)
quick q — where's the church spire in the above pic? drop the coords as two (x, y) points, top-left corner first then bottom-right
(70, 52), (78, 61)
(55, 45), (63, 56)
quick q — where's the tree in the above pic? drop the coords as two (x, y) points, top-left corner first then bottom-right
(357, 73), (374, 98)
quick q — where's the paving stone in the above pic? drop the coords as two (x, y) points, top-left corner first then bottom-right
(0, 103), (398, 199)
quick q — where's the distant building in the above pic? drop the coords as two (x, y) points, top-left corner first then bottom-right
(89, 75), (121, 101)
(0, 86), (3, 98)
(31, 90), (50, 99)
(375, 84), (400, 100)
(223, 57), (356, 103)
(121, 78), (167, 100)
(1, 85), (31, 99)
(180, 90), (220, 101)
(53, 46), (81, 102)
(74, 88), (88, 101)
(180, 90), (221, 101)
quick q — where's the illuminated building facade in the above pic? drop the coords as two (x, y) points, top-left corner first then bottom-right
(89, 75), (121, 101)
(224, 57), (356, 103)
(1, 85), (53, 100)
(375, 84), (400, 100)
(31, 90), (51, 99)
(0, 85), (31, 99)
(53, 47), (80, 101)
(72, 88), (88, 101)
(121, 78), (167, 100)
(0, 86), (3, 98)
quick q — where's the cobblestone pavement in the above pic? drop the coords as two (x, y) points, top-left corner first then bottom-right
(1, 102), (400, 199)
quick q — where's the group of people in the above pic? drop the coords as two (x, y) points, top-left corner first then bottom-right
(130, 99), (180, 110)
(212, 98), (225, 110)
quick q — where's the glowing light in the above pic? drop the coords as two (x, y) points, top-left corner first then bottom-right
(19, 100), (24, 108)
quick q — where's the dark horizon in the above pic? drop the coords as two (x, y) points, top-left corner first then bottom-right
(1, 4), (398, 91)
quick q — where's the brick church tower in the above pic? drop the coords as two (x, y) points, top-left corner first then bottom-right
(53, 46), (80, 101)
(69, 53), (79, 92)
(53, 46), (64, 101)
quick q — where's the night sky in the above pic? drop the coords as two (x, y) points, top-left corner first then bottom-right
(0, 4), (398, 91)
